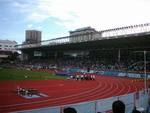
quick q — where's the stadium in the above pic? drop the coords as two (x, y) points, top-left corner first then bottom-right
(1, 24), (150, 113)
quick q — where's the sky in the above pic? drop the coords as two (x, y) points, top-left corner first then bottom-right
(0, 0), (150, 44)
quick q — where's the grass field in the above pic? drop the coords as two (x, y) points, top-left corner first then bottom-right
(0, 68), (67, 80)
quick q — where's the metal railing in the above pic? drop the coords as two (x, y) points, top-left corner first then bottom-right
(16, 36), (70, 49)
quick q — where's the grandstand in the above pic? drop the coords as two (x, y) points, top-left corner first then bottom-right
(16, 23), (150, 71)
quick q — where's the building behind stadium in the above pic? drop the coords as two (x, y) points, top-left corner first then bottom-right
(25, 30), (41, 44)
(0, 40), (17, 62)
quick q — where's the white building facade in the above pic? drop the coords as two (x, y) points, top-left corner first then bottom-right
(0, 40), (17, 61)
(69, 27), (102, 43)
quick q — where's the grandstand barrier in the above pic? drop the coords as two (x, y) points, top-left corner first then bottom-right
(97, 70), (150, 78)
(55, 71), (70, 76)
(13, 106), (61, 113)
(63, 101), (96, 113)
(14, 89), (149, 113)
(55, 68), (150, 79)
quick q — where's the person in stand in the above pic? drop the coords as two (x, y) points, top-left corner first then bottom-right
(132, 107), (141, 113)
(63, 107), (77, 113)
(87, 67), (90, 72)
(112, 100), (125, 113)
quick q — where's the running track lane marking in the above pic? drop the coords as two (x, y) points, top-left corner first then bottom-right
(0, 76), (145, 112)
(0, 80), (101, 108)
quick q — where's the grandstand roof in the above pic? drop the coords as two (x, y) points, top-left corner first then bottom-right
(19, 33), (150, 52)
(17, 23), (150, 51)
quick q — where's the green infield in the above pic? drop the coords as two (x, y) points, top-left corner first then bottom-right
(0, 68), (67, 80)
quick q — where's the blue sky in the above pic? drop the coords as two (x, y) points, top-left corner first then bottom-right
(0, 0), (150, 44)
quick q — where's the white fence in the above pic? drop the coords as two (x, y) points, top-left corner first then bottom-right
(15, 89), (149, 113)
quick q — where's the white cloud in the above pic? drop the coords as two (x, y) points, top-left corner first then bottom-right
(27, 24), (42, 30)
(37, 26), (42, 30)
(11, 1), (31, 13)
(35, 0), (150, 30)
(13, 0), (150, 30)
(27, 12), (49, 22)
(27, 24), (33, 29)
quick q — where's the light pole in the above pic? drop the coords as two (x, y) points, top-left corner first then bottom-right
(134, 50), (148, 93)
(143, 51), (147, 93)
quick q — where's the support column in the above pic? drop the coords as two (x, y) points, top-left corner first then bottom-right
(118, 49), (121, 63)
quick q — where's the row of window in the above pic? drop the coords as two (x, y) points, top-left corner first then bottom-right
(70, 33), (101, 43)
(0, 45), (15, 47)
(0, 48), (15, 50)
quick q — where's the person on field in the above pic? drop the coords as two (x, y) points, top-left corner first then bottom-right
(112, 100), (125, 113)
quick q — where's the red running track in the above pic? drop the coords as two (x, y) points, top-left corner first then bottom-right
(0, 76), (148, 113)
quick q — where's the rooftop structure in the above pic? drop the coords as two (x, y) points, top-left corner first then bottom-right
(69, 26), (101, 43)
(69, 27), (97, 36)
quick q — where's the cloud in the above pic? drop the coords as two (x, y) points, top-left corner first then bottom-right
(27, 12), (49, 22)
(27, 24), (42, 30)
(27, 24), (33, 28)
(11, 1), (31, 13)
(12, 0), (150, 30)
(37, 26), (42, 30)
(35, 0), (150, 30)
